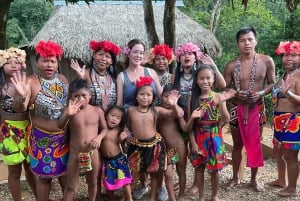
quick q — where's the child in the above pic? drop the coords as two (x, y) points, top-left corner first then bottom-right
(100, 105), (132, 201)
(157, 84), (187, 201)
(126, 76), (181, 201)
(0, 47), (36, 200)
(57, 78), (108, 201)
(185, 65), (235, 201)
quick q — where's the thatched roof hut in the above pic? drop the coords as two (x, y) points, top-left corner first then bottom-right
(26, 4), (222, 79)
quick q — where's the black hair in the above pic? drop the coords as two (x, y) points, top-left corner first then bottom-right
(105, 105), (126, 132)
(236, 26), (257, 42)
(68, 78), (90, 95)
(173, 54), (200, 90)
(162, 83), (176, 94)
(124, 39), (146, 68)
(190, 64), (216, 128)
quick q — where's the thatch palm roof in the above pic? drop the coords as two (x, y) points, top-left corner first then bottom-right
(29, 4), (222, 62)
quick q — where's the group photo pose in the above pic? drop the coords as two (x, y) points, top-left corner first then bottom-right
(2, 26), (300, 201)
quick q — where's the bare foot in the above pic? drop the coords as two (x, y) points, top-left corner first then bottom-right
(277, 188), (298, 197)
(186, 186), (198, 196)
(267, 180), (287, 188)
(251, 180), (264, 192)
(178, 195), (186, 201)
(198, 196), (205, 201)
(224, 179), (240, 190)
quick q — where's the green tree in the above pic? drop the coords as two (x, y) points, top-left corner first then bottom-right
(6, 18), (28, 47)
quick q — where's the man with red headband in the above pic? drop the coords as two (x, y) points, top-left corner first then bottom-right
(269, 41), (300, 197)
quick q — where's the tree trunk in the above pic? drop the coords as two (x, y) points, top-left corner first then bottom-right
(143, 0), (159, 47)
(163, 0), (176, 73)
(0, 0), (12, 49)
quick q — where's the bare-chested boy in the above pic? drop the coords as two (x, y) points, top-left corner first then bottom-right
(57, 79), (108, 201)
(157, 84), (187, 201)
(224, 27), (275, 192)
(100, 105), (133, 201)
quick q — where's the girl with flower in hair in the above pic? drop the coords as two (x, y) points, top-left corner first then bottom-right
(116, 39), (162, 108)
(0, 47), (36, 200)
(268, 41), (300, 197)
(13, 40), (70, 201)
(70, 40), (120, 111)
(126, 76), (182, 201)
(173, 42), (226, 195)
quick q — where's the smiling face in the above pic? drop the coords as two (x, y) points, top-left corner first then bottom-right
(36, 56), (59, 79)
(128, 44), (145, 66)
(154, 55), (168, 72)
(282, 53), (300, 72)
(196, 68), (215, 92)
(93, 49), (113, 73)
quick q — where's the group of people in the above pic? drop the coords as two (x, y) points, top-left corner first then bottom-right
(1, 26), (300, 201)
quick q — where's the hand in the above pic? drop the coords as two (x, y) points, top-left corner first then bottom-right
(168, 90), (181, 106)
(10, 71), (29, 98)
(220, 89), (236, 102)
(199, 54), (216, 68)
(279, 76), (294, 94)
(85, 136), (101, 150)
(66, 98), (83, 116)
(236, 90), (249, 101)
(141, 50), (152, 65)
(190, 141), (201, 155)
(70, 59), (86, 78)
(190, 107), (205, 119)
(119, 130), (129, 141)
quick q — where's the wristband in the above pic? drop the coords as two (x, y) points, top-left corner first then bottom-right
(287, 90), (295, 98)
(257, 90), (265, 97)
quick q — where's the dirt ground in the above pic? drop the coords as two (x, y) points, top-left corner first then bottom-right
(1, 126), (300, 201)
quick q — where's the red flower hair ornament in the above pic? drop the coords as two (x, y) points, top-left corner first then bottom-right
(89, 40), (121, 56)
(275, 41), (300, 55)
(148, 44), (175, 64)
(35, 40), (63, 60)
(135, 76), (153, 88)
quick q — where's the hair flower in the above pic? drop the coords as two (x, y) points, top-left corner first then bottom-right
(89, 40), (120, 56)
(275, 41), (300, 55)
(123, 46), (131, 56)
(135, 76), (153, 88)
(0, 50), (10, 67)
(148, 44), (175, 64)
(35, 40), (63, 60)
(175, 42), (203, 61)
(6, 47), (26, 64)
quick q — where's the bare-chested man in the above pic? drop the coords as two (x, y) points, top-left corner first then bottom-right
(224, 27), (275, 192)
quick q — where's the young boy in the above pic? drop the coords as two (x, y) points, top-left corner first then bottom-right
(57, 79), (108, 201)
(157, 84), (187, 201)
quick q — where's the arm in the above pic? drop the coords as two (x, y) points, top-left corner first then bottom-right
(91, 109), (108, 149)
(11, 71), (31, 112)
(199, 54), (226, 89)
(279, 74), (300, 105)
(57, 99), (82, 129)
(70, 59), (86, 79)
(149, 68), (163, 96)
(217, 94), (230, 128)
(116, 72), (124, 106)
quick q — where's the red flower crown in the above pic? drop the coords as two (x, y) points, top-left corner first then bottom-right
(89, 40), (121, 56)
(275, 41), (300, 55)
(149, 44), (174, 64)
(135, 76), (153, 88)
(35, 40), (63, 60)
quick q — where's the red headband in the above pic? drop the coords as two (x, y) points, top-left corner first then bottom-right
(153, 44), (174, 61)
(275, 41), (300, 55)
(89, 40), (121, 56)
(35, 40), (63, 59)
(136, 76), (153, 88)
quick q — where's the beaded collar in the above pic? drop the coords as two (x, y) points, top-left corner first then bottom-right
(233, 54), (257, 94)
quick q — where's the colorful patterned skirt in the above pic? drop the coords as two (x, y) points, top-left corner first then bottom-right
(189, 121), (227, 172)
(0, 120), (29, 165)
(102, 152), (132, 190)
(28, 126), (70, 178)
(273, 111), (300, 150)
